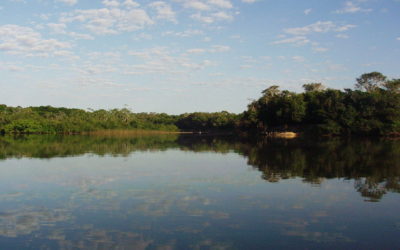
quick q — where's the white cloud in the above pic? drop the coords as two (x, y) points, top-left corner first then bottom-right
(0, 62), (25, 72)
(335, 1), (372, 14)
(313, 47), (329, 53)
(149, 1), (176, 22)
(208, 0), (233, 9)
(212, 11), (233, 21)
(55, 0), (77, 6)
(284, 21), (356, 35)
(191, 11), (233, 23)
(183, 1), (210, 11)
(292, 56), (305, 62)
(336, 34), (349, 39)
(68, 32), (94, 40)
(0, 25), (71, 57)
(304, 8), (312, 15)
(272, 36), (310, 46)
(47, 23), (94, 40)
(186, 45), (230, 54)
(179, 0), (234, 11)
(123, 0), (140, 8)
(47, 23), (67, 33)
(77, 63), (118, 75)
(210, 45), (230, 52)
(397, 37), (400, 41)
(335, 24), (357, 32)
(240, 65), (252, 69)
(175, 0), (235, 23)
(125, 47), (217, 75)
(60, 8), (154, 35)
(163, 29), (204, 37)
(102, 0), (120, 8)
(326, 62), (347, 71)
(132, 32), (153, 40)
(241, 0), (257, 3)
(39, 14), (51, 20)
(241, 56), (258, 63)
(186, 48), (207, 54)
(191, 13), (214, 23)
(87, 51), (121, 61)
(53, 50), (80, 60)
(128, 47), (169, 60)
(181, 59), (215, 70)
(272, 21), (355, 50)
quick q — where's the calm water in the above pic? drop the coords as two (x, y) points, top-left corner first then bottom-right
(0, 134), (399, 249)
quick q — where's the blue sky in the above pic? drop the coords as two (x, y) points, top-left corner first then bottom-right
(1, 0), (399, 113)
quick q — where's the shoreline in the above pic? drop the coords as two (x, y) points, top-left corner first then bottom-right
(1, 129), (399, 138)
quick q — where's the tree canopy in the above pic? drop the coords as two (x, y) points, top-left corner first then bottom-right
(0, 72), (399, 136)
(355, 71), (387, 92)
(239, 72), (400, 135)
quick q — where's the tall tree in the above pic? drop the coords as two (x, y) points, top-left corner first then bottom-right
(383, 79), (400, 94)
(261, 85), (280, 98)
(355, 72), (387, 92)
(302, 83), (326, 92)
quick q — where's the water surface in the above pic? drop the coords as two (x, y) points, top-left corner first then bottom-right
(0, 135), (399, 249)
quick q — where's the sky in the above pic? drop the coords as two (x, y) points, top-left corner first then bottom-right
(0, 0), (399, 114)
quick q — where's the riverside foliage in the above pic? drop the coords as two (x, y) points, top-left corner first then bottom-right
(241, 72), (400, 135)
(1, 72), (399, 135)
(0, 106), (239, 134)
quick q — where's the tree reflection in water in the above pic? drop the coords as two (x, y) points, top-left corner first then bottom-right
(0, 134), (399, 202)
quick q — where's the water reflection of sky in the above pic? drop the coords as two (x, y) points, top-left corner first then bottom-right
(0, 148), (399, 249)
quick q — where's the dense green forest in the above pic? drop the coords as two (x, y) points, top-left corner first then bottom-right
(0, 72), (399, 135)
(0, 106), (239, 134)
(241, 72), (400, 135)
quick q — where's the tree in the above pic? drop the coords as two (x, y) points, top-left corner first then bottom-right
(261, 85), (280, 98)
(383, 79), (400, 94)
(355, 72), (387, 92)
(302, 83), (326, 92)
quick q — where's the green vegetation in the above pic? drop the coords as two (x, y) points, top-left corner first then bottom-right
(0, 106), (239, 134)
(240, 72), (400, 136)
(0, 106), (181, 134)
(0, 72), (399, 136)
(176, 111), (238, 131)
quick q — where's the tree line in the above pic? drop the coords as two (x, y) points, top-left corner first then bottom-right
(0, 72), (399, 135)
(240, 72), (400, 135)
(0, 105), (239, 134)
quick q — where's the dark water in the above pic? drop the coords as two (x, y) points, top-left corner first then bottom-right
(0, 134), (399, 249)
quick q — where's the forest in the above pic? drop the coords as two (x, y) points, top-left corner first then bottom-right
(241, 72), (400, 135)
(0, 72), (399, 136)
